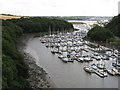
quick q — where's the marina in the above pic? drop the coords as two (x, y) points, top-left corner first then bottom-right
(38, 31), (120, 78)
(2, 0), (120, 88)
(26, 21), (119, 88)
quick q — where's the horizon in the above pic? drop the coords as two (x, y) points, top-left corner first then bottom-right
(0, 14), (114, 17)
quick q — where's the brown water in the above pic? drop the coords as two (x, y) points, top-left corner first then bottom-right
(26, 37), (119, 88)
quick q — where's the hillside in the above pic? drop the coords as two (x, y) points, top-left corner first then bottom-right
(2, 17), (73, 89)
(2, 20), (29, 88)
(105, 14), (120, 37)
(87, 14), (120, 47)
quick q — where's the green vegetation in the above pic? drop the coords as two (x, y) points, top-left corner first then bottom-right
(1, 14), (14, 16)
(8, 17), (73, 33)
(2, 20), (29, 88)
(2, 17), (73, 89)
(105, 14), (120, 37)
(87, 14), (120, 46)
(87, 25), (114, 42)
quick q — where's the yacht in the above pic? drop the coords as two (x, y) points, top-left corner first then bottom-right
(97, 62), (106, 69)
(77, 56), (84, 62)
(112, 68), (120, 75)
(62, 56), (68, 63)
(84, 66), (94, 74)
(91, 64), (98, 70)
(107, 69), (116, 76)
(83, 55), (92, 62)
(58, 54), (64, 59)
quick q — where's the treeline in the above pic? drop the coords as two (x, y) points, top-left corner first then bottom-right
(87, 14), (120, 46)
(8, 17), (73, 33)
(2, 17), (73, 89)
(87, 25), (114, 42)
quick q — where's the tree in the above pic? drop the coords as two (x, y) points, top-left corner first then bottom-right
(87, 25), (114, 42)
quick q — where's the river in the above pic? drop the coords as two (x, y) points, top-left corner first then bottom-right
(25, 37), (119, 88)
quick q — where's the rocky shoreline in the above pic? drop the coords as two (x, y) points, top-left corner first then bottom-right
(17, 34), (56, 89)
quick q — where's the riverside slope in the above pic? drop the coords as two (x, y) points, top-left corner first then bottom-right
(17, 34), (56, 89)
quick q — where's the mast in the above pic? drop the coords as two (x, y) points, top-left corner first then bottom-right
(117, 46), (120, 70)
(49, 25), (51, 35)
(103, 58), (105, 77)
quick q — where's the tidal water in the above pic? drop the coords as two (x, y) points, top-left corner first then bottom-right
(26, 37), (119, 88)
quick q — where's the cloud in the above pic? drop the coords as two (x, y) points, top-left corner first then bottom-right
(0, 0), (119, 16)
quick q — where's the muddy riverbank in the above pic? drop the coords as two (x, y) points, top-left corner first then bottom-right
(17, 34), (56, 89)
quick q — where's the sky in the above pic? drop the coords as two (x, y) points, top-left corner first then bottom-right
(0, 0), (120, 16)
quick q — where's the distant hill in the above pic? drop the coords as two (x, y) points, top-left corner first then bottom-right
(45, 16), (112, 21)
(0, 14), (22, 20)
(0, 14), (29, 20)
(0, 14), (112, 21)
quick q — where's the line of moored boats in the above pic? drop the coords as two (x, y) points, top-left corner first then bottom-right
(39, 31), (120, 78)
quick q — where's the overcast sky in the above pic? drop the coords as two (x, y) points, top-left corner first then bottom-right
(0, 0), (119, 16)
